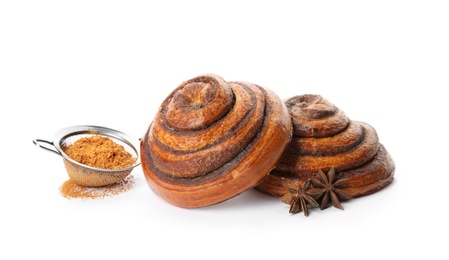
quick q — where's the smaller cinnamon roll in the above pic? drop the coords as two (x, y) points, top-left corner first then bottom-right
(256, 94), (395, 198)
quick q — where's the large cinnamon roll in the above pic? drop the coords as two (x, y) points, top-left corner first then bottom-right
(256, 94), (395, 198)
(141, 74), (292, 208)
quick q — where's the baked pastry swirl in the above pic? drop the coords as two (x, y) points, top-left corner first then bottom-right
(256, 94), (395, 198)
(141, 74), (292, 208)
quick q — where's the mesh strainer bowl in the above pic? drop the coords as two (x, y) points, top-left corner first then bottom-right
(33, 125), (141, 187)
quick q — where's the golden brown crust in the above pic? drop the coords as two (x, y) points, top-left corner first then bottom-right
(256, 94), (395, 198)
(141, 74), (292, 208)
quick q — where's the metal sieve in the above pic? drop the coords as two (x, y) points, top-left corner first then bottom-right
(33, 125), (141, 187)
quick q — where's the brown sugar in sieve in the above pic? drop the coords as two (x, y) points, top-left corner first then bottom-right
(33, 125), (141, 187)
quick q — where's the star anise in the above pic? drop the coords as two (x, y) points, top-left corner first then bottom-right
(309, 167), (352, 210)
(280, 181), (319, 216)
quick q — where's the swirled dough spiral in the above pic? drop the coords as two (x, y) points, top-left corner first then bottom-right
(141, 74), (292, 208)
(256, 94), (395, 197)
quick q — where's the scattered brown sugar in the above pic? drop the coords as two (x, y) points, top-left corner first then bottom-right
(63, 135), (136, 169)
(59, 174), (136, 199)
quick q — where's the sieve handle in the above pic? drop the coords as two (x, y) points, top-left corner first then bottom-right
(32, 139), (62, 156)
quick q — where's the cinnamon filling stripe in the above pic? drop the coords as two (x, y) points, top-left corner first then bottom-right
(288, 121), (365, 156)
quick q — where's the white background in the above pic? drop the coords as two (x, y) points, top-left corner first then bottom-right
(1, 1), (448, 259)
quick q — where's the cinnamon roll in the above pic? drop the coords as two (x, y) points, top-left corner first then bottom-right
(256, 94), (395, 198)
(141, 74), (292, 208)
